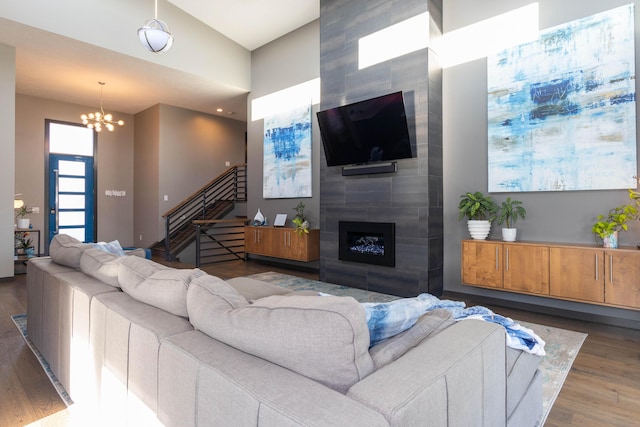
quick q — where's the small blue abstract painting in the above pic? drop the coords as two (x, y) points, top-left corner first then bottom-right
(487, 4), (636, 192)
(263, 104), (312, 198)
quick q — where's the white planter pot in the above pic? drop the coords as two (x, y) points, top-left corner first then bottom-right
(467, 220), (491, 240)
(502, 228), (517, 242)
(17, 218), (30, 229)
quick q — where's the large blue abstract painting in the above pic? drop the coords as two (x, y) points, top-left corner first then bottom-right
(487, 4), (636, 192)
(263, 104), (312, 198)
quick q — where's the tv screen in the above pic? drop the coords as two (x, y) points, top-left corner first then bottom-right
(316, 91), (413, 167)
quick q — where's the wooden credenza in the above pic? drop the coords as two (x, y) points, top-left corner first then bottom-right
(461, 239), (640, 310)
(245, 226), (320, 262)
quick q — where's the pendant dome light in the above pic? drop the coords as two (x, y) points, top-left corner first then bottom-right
(138, 0), (174, 54)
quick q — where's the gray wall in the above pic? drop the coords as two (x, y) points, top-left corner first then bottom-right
(133, 105), (160, 247)
(15, 94), (135, 250)
(0, 43), (15, 278)
(443, 0), (640, 325)
(135, 104), (247, 246)
(317, 0), (443, 297)
(247, 21), (321, 234)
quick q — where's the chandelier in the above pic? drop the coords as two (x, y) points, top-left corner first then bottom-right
(138, 0), (174, 53)
(81, 82), (124, 132)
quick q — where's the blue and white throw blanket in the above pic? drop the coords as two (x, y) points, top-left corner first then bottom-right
(361, 293), (546, 356)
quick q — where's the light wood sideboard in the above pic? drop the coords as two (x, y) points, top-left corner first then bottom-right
(461, 239), (640, 310)
(245, 226), (320, 262)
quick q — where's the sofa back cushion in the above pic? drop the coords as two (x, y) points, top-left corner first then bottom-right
(79, 248), (123, 288)
(49, 234), (92, 269)
(118, 256), (206, 317)
(187, 275), (375, 394)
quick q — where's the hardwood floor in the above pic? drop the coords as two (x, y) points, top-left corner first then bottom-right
(1, 259), (638, 426)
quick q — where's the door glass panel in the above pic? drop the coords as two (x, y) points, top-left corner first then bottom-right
(59, 160), (86, 176)
(59, 177), (85, 193)
(59, 212), (86, 226)
(59, 229), (86, 242)
(59, 194), (85, 209)
(49, 122), (94, 156)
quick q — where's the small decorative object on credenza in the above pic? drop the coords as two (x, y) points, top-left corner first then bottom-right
(292, 202), (309, 235)
(496, 197), (526, 242)
(274, 214), (287, 227)
(253, 209), (267, 226)
(458, 191), (498, 240)
(592, 199), (638, 249)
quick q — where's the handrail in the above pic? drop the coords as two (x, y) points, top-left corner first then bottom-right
(160, 164), (247, 261)
(163, 163), (247, 218)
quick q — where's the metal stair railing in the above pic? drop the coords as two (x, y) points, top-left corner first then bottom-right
(194, 218), (248, 267)
(161, 164), (247, 261)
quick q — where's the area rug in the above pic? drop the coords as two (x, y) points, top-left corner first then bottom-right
(248, 272), (588, 426)
(11, 314), (74, 406)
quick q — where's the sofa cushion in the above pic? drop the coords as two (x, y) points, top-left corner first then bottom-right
(49, 234), (92, 269)
(118, 256), (206, 317)
(506, 347), (543, 416)
(369, 309), (455, 370)
(79, 248), (123, 287)
(187, 275), (375, 394)
(225, 276), (294, 301)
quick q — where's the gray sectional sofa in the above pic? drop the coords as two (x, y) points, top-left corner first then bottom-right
(26, 234), (543, 426)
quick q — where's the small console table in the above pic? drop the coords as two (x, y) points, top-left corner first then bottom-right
(14, 228), (41, 274)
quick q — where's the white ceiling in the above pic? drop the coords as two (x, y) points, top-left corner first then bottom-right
(167, 0), (319, 51)
(1, 0), (319, 122)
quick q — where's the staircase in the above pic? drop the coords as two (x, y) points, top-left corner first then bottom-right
(151, 164), (247, 262)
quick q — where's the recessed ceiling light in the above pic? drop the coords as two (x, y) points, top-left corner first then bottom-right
(216, 108), (223, 112)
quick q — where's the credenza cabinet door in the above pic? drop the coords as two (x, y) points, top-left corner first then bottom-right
(244, 226), (274, 256)
(549, 247), (604, 303)
(461, 240), (503, 288)
(503, 244), (549, 295)
(605, 250), (640, 308)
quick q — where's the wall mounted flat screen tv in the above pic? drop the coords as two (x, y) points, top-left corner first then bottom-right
(316, 91), (414, 167)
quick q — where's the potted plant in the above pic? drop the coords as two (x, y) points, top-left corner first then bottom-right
(292, 202), (309, 235)
(458, 191), (498, 240)
(15, 205), (30, 229)
(496, 197), (526, 242)
(592, 203), (638, 248)
(15, 231), (33, 256)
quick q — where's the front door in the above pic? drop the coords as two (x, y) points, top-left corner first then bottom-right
(46, 121), (96, 244)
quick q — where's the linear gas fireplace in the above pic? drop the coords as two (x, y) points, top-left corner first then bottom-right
(339, 221), (395, 267)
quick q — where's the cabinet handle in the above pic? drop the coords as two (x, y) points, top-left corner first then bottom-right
(284, 232), (287, 246)
(254, 229), (257, 243)
(505, 247), (509, 272)
(257, 230), (260, 243)
(495, 247), (499, 270)
(610, 255), (613, 283)
(595, 254), (598, 280)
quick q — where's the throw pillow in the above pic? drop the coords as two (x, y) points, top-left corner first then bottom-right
(49, 233), (92, 269)
(89, 240), (126, 256)
(187, 275), (375, 394)
(369, 309), (455, 370)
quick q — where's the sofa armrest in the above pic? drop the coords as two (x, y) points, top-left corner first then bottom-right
(158, 330), (389, 427)
(347, 320), (507, 427)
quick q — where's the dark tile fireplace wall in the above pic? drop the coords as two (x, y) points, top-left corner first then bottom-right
(319, 0), (443, 297)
